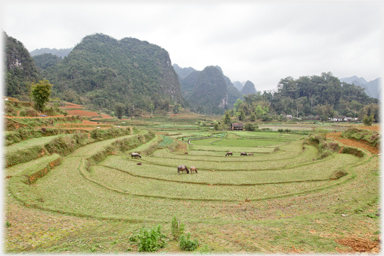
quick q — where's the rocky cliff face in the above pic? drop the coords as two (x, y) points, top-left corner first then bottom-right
(4, 32), (41, 98)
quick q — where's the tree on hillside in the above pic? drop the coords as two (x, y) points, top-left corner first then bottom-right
(173, 103), (181, 114)
(32, 79), (52, 112)
(363, 114), (374, 126)
(115, 103), (125, 119)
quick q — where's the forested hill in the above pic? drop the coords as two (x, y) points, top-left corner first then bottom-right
(30, 47), (73, 58)
(176, 64), (242, 112)
(186, 66), (228, 114)
(4, 32), (41, 99)
(40, 33), (184, 111)
(231, 72), (379, 122)
(241, 81), (257, 95)
(172, 64), (196, 80)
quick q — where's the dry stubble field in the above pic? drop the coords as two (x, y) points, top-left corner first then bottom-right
(4, 124), (380, 253)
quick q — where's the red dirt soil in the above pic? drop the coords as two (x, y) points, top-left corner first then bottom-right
(335, 236), (380, 253)
(327, 132), (379, 155)
(65, 110), (100, 117)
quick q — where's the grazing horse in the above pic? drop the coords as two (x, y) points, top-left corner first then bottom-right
(225, 152), (233, 156)
(185, 152), (188, 154)
(248, 153), (254, 156)
(137, 162), (142, 165)
(240, 152), (248, 156)
(190, 166), (197, 174)
(177, 165), (189, 174)
(131, 152), (142, 158)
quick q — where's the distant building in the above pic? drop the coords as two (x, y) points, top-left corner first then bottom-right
(231, 123), (244, 130)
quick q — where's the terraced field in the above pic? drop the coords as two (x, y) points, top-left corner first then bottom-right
(5, 128), (380, 253)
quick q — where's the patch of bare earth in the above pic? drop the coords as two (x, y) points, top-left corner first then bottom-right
(335, 236), (380, 253)
(327, 132), (379, 155)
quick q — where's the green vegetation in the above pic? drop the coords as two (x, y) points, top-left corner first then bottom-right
(4, 32), (41, 99)
(130, 225), (167, 252)
(5, 123), (380, 253)
(341, 127), (380, 148)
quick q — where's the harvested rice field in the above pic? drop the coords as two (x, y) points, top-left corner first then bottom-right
(4, 126), (380, 253)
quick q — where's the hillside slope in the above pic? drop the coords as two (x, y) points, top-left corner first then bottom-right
(40, 33), (184, 110)
(4, 32), (41, 98)
(186, 66), (228, 114)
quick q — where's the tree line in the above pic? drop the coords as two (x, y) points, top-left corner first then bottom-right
(225, 72), (379, 123)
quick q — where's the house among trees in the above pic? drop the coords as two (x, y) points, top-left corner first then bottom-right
(285, 115), (293, 120)
(332, 116), (353, 122)
(231, 123), (244, 130)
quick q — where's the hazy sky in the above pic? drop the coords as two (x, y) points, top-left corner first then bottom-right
(2, 1), (382, 92)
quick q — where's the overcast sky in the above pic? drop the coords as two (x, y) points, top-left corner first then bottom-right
(2, 1), (382, 92)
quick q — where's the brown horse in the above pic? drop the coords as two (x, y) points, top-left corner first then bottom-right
(190, 166), (197, 174)
(248, 153), (254, 156)
(240, 152), (248, 156)
(131, 152), (142, 158)
(225, 152), (233, 156)
(177, 165), (189, 174)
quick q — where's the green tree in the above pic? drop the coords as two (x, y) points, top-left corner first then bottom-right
(249, 113), (256, 122)
(114, 103), (125, 119)
(224, 111), (231, 125)
(238, 109), (245, 121)
(173, 103), (181, 114)
(363, 114), (374, 126)
(32, 79), (52, 112)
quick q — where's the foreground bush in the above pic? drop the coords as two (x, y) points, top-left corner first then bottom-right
(130, 225), (167, 252)
(171, 216), (185, 241)
(179, 233), (199, 251)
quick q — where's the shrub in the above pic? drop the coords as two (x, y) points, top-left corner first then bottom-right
(133, 225), (167, 252)
(171, 216), (185, 241)
(19, 110), (27, 117)
(244, 123), (255, 131)
(329, 170), (348, 180)
(363, 114), (374, 126)
(179, 233), (199, 251)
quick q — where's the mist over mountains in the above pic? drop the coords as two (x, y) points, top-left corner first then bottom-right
(340, 76), (381, 100)
(30, 47), (73, 58)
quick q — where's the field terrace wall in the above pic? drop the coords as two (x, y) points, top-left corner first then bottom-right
(5, 127), (133, 167)
(85, 130), (155, 167)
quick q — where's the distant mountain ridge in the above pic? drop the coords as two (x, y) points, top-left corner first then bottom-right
(186, 66), (228, 114)
(241, 80), (257, 95)
(172, 64), (196, 80)
(30, 47), (73, 58)
(174, 64), (243, 112)
(340, 76), (381, 100)
(232, 81), (243, 91)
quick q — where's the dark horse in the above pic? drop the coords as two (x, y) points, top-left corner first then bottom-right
(240, 152), (248, 156)
(225, 152), (233, 156)
(177, 165), (189, 174)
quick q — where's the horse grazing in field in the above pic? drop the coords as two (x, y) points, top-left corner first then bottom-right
(225, 152), (233, 156)
(137, 162), (142, 165)
(248, 153), (254, 156)
(185, 152), (188, 154)
(240, 152), (248, 156)
(131, 152), (142, 158)
(190, 166), (197, 174)
(177, 165), (189, 174)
